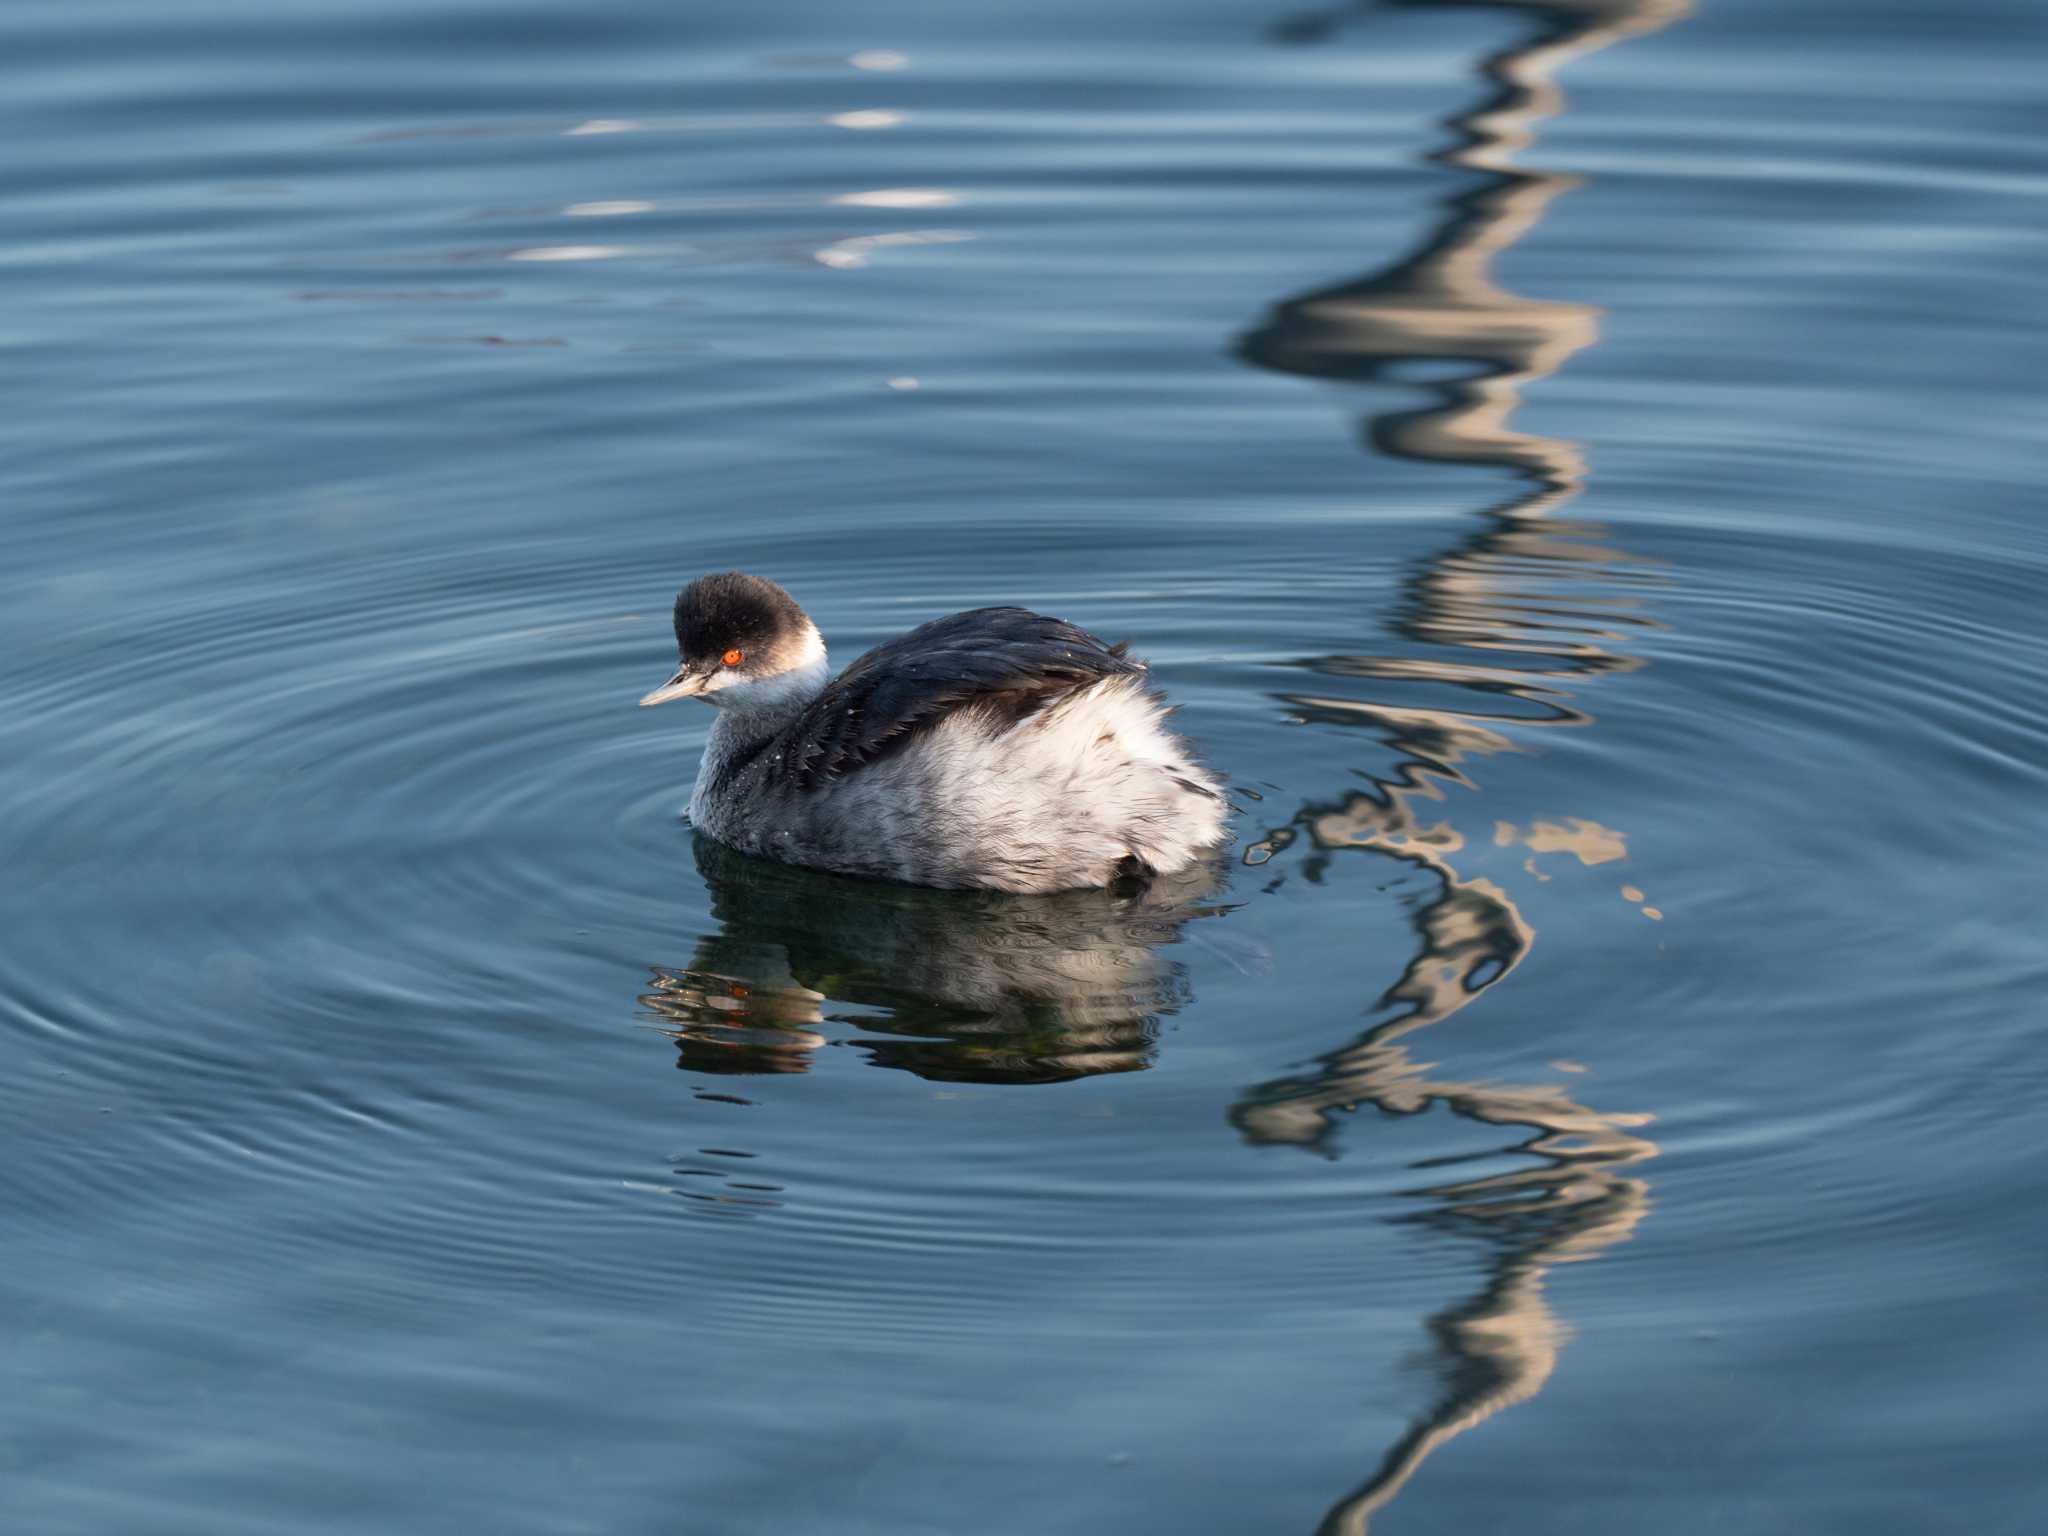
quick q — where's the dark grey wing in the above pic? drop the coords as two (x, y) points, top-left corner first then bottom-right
(779, 607), (1147, 790)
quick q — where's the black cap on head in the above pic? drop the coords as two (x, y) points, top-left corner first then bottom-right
(673, 571), (810, 670)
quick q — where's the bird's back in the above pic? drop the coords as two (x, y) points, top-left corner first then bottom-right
(770, 607), (1145, 789)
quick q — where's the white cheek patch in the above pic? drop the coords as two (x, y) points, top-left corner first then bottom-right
(709, 624), (829, 714)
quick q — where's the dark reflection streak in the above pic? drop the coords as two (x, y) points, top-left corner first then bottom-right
(1238, 1), (1686, 1529)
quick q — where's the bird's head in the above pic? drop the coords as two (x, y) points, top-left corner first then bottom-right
(640, 572), (828, 712)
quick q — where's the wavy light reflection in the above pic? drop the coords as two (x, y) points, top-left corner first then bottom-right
(1236, 0), (1688, 1527)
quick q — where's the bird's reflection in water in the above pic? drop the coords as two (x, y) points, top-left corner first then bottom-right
(1235, 0), (1686, 1528)
(643, 834), (1236, 1085)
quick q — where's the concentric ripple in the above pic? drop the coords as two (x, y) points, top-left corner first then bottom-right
(6, 0), (2048, 1531)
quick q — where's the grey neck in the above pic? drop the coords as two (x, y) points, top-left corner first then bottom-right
(699, 651), (832, 779)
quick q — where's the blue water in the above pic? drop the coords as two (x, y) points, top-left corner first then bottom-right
(7, 0), (2046, 1530)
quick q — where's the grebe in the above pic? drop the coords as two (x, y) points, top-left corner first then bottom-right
(639, 573), (1227, 892)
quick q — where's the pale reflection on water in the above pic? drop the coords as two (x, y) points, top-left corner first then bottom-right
(1234, 0), (1684, 1524)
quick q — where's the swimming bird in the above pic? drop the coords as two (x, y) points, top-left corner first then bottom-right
(639, 573), (1227, 892)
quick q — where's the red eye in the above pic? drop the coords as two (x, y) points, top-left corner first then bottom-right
(722, 648), (744, 667)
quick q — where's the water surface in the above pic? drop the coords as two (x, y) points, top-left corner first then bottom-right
(7, 0), (2046, 1531)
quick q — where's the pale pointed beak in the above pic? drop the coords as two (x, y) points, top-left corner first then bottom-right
(639, 665), (707, 707)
